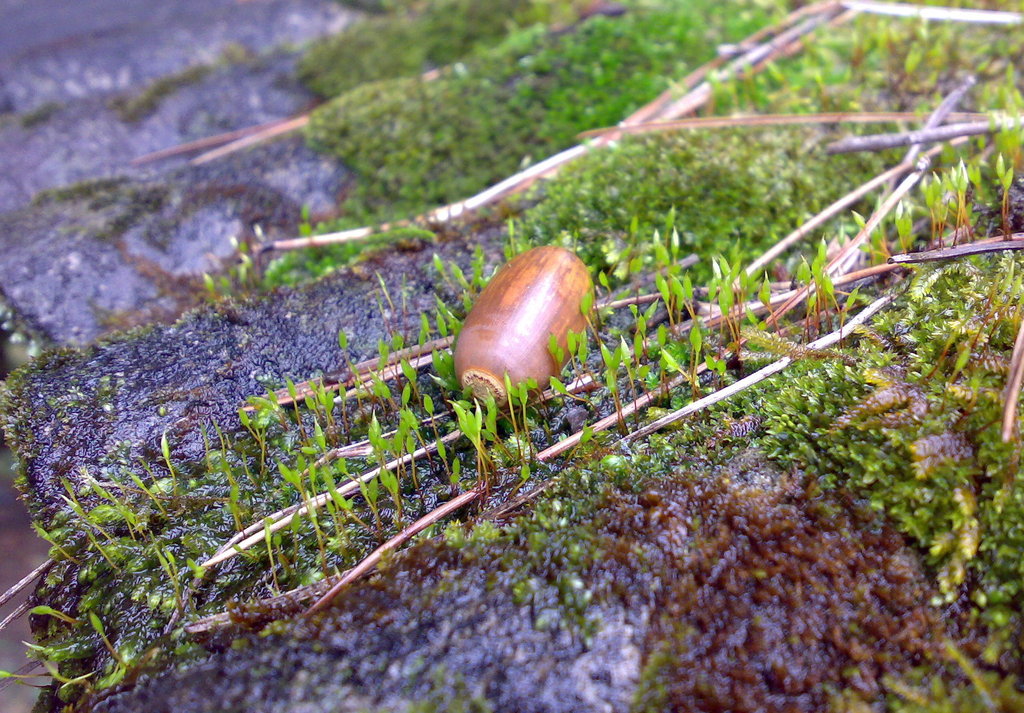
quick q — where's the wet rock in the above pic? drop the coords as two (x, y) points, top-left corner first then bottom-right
(0, 0), (355, 114)
(3, 236), (481, 523)
(85, 474), (959, 713)
(0, 51), (320, 213)
(0, 136), (349, 345)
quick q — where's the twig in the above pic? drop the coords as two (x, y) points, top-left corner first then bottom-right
(200, 429), (463, 568)
(744, 162), (910, 277)
(768, 137), (954, 325)
(305, 487), (482, 614)
(190, 115), (311, 165)
(579, 111), (987, 140)
(646, 8), (846, 126)
(840, 0), (1022, 24)
(130, 116), (306, 165)
(1002, 319), (1024, 442)
(0, 558), (53, 611)
(623, 293), (897, 442)
(255, 337), (452, 410)
(0, 600), (29, 634)
(827, 117), (1019, 154)
(888, 235), (1024, 263)
(899, 76), (976, 171)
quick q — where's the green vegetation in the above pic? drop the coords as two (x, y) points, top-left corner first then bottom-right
(304, 1), (771, 223)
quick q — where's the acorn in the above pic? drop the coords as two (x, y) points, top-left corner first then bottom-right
(454, 246), (593, 402)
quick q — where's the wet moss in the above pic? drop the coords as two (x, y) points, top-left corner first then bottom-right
(304, 2), (770, 222)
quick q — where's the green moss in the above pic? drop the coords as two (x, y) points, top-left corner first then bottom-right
(262, 225), (438, 287)
(516, 128), (890, 285)
(20, 101), (62, 128)
(108, 65), (213, 123)
(710, 6), (1024, 117)
(305, 2), (771, 223)
(298, 0), (562, 99)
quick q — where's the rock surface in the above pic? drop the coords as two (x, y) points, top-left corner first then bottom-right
(0, 0), (360, 346)
(0, 0), (353, 113)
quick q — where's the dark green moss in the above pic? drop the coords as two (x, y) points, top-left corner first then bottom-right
(20, 101), (62, 128)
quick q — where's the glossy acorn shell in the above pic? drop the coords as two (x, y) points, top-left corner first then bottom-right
(454, 246), (592, 402)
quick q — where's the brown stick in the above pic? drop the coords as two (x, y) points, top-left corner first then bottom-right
(306, 487), (482, 614)
(1003, 319), (1024, 442)
(827, 117), (1013, 154)
(744, 162), (910, 277)
(190, 115), (311, 165)
(0, 558), (53, 611)
(130, 116), (306, 165)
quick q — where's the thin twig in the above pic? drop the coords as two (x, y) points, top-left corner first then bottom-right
(623, 293), (897, 442)
(744, 162), (909, 277)
(827, 117), (1018, 154)
(840, 0), (1022, 24)
(255, 337), (452, 410)
(579, 111), (986, 140)
(190, 115), (311, 165)
(262, 3), (847, 254)
(0, 558), (53, 611)
(768, 139), (952, 325)
(888, 235), (1024, 263)
(0, 600), (29, 634)
(305, 487), (482, 614)
(899, 75), (976, 171)
(200, 429), (463, 568)
(1002, 320), (1024, 442)
(130, 116), (306, 165)
(647, 7), (846, 125)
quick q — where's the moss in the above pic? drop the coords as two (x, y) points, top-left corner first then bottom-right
(32, 178), (132, 208)
(710, 6), (1024, 118)
(297, 0), (581, 99)
(262, 225), (439, 287)
(20, 101), (62, 128)
(516, 127), (890, 285)
(305, 2), (770, 223)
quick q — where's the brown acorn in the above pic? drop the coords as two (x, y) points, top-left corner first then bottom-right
(454, 246), (593, 402)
